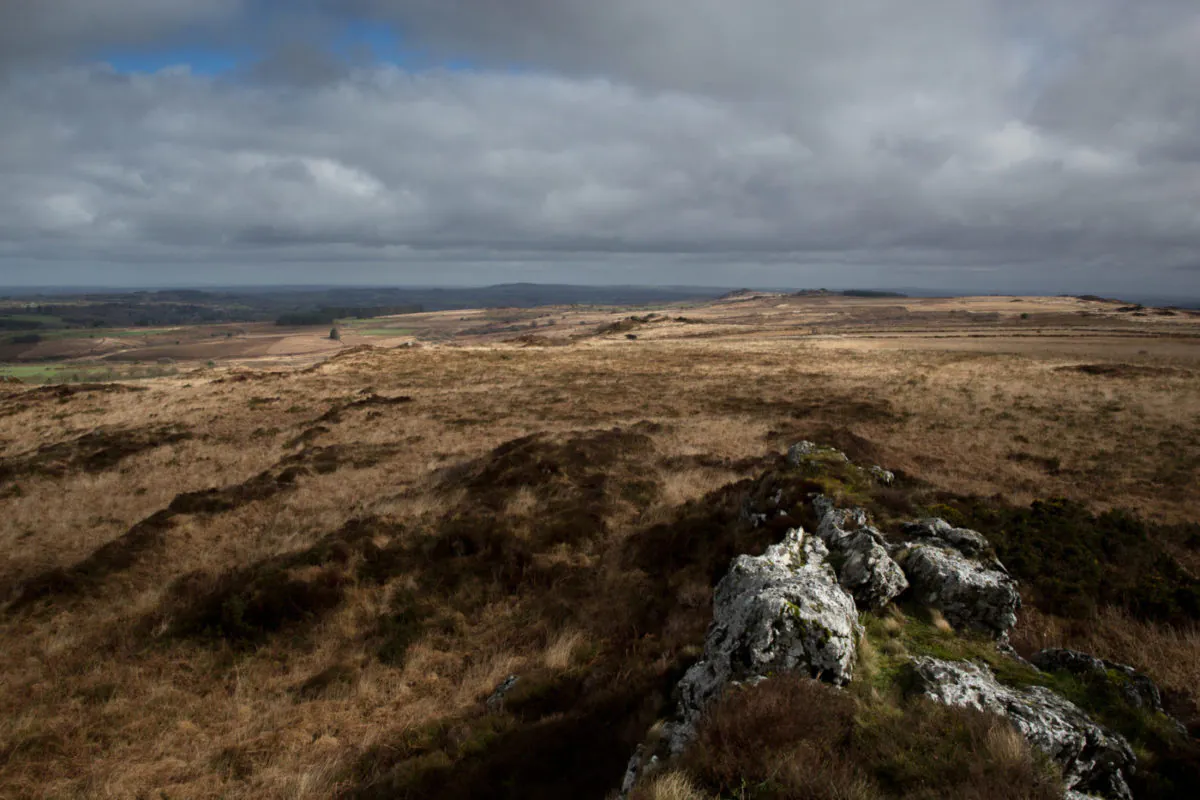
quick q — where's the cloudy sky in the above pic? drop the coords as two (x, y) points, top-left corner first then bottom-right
(1, 1), (1198, 294)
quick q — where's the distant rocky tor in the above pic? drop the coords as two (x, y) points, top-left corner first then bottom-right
(615, 441), (1179, 800)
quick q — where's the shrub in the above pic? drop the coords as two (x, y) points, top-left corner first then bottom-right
(932, 497), (1200, 624)
(683, 674), (861, 798)
(678, 674), (1062, 800)
(166, 565), (347, 644)
(7, 333), (42, 344)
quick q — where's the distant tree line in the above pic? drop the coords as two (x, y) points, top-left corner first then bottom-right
(840, 290), (908, 298)
(274, 305), (424, 326)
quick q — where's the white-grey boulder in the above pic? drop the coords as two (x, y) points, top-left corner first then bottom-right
(868, 465), (896, 485)
(838, 531), (910, 611)
(900, 540), (1020, 638)
(902, 518), (992, 558)
(670, 528), (860, 751)
(811, 495), (908, 610)
(909, 657), (1135, 800)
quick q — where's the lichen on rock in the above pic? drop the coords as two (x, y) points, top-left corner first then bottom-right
(908, 657), (1136, 800)
(811, 495), (907, 610)
(786, 440), (849, 466)
(902, 517), (992, 558)
(899, 523), (1020, 638)
(668, 527), (860, 752)
(1032, 648), (1186, 736)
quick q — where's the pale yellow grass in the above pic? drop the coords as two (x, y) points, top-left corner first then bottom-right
(1012, 606), (1200, 701)
(631, 770), (706, 800)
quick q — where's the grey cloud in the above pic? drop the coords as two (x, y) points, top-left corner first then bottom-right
(243, 43), (350, 87)
(0, 1), (1199, 293)
(0, 0), (244, 72)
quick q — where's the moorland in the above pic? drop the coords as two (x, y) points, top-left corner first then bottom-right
(1, 291), (1198, 799)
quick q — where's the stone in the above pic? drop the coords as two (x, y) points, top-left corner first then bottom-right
(868, 465), (895, 485)
(740, 488), (784, 529)
(670, 528), (860, 752)
(838, 530), (910, 611)
(619, 745), (654, 798)
(908, 657), (1135, 800)
(786, 440), (848, 466)
(486, 674), (519, 713)
(901, 518), (991, 557)
(812, 494), (869, 547)
(1032, 649), (1183, 733)
(811, 496), (907, 610)
(901, 541), (1020, 638)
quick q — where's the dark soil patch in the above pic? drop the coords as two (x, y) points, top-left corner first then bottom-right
(164, 565), (347, 644)
(659, 453), (772, 473)
(342, 671), (673, 800)
(0, 383), (146, 415)
(292, 663), (358, 701)
(0, 424), (191, 484)
(7, 510), (176, 610)
(1006, 451), (1062, 475)
(20, 383), (148, 399)
(434, 425), (659, 553)
(710, 394), (900, 427)
(159, 518), (395, 645)
(1058, 364), (1187, 379)
(316, 393), (412, 424)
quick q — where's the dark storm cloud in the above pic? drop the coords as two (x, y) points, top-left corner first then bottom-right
(1, 0), (1199, 291)
(0, 0), (244, 71)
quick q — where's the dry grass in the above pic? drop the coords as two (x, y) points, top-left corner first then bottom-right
(1011, 606), (1200, 706)
(629, 770), (705, 800)
(0, 296), (1197, 798)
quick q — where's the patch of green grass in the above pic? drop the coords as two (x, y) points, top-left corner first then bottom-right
(860, 607), (1043, 694)
(0, 363), (178, 384)
(784, 451), (876, 507)
(0, 313), (66, 325)
(103, 327), (181, 338)
(350, 328), (415, 337)
(859, 606), (1197, 798)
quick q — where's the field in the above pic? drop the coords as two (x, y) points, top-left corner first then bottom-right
(1, 294), (1198, 798)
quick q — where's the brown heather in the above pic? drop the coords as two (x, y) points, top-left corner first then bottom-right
(0, 295), (1197, 798)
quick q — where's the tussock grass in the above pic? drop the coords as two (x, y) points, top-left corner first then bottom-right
(0, 303), (1197, 798)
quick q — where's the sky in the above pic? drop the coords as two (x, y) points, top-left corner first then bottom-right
(1, 1), (1199, 295)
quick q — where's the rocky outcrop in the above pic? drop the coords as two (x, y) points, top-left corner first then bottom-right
(669, 528), (860, 752)
(785, 441), (894, 486)
(1032, 649), (1184, 735)
(838, 537), (909, 611)
(899, 521), (1020, 638)
(902, 517), (992, 558)
(786, 440), (848, 466)
(811, 495), (908, 610)
(909, 657), (1135, 800)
